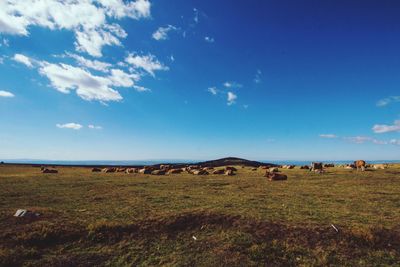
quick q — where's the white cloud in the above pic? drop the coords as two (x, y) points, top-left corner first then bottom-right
(39, 61), (123, 102)
(88, 124), (102, 130)
(98, 0), (151, 19)
(133, 85), (150, 92)
(13, 54), (34, 68)
(0, 90), (14, 98)
(372, 120), (400, 134)
(66, 53), (111, 72)
(56, 123), (83, 130)
(109, 69), (139, 87)
(152, 25), (177, 41)
(390, 139), (400, 145)
(320, 133), (393, 145)
(227, 91), (237, 105)
(0, 0), (151, 57)
(74, 26), (125, 57)
(193, 8), (199, 24)
(319, 134), (337, 138)
(208, 87), (217, 95)
(372, 139), (388, 145)
(0, 38), (9, 47)
(224, 81), (242, 88)
(13, 53), (153, 102)
(343, 136), (389, 145)
(125, 53), (168, 76)
(204, 36), (214, 43)
(376, 96), (400, 107)
(344, 136), (372, 144)
(254, 69), (262, 83)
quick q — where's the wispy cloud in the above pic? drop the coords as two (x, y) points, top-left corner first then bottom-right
(56, 123), (83, 130)
(204, 36), (214, 43)
(372, 120), (400, 133)
(88, 124), (102, 130)
(152, 25), (178, 41)
(343, 136), (389, 145)
(208, 87), (218, 95)
(319, 134), (337, 138)
(224, 81), (242, 88)
(227, 91), (237, 105)
(0, 38), (9, 47)
(125, 53), (168, 76)
(193, 8), (199, 24)
(0, 90), (15, 98)
(319, 133), (395, 146)
(390, 139), (400, 145)
(133, 85), (150, 92)
(376, 96), (400, 107)
(66, 53), (111, 72)
(13, 54), (34, 68)
(254, 69), (262, 84)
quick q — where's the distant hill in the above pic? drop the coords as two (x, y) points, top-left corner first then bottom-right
(195, 157), (277, 168)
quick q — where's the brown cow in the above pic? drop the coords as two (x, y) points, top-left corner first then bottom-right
(264, 172), (287, 181)
(126, 168), (137, 174)
(324, 163), (335, 168)
(168, 169), (183, 174)
(92, 168), (102, 172)
(103, 167), (116, 173)
(373, 164), (387, 170)
(225, 166), (237, 171)
(192, 170), (209, 175)
(151, 170), (166, 175)
(42, 168), (58, 174)
(224, 169), (235, 176)
(354, 160), (366, 171)
(139, 168), (152, 174)
(310, 162), (323, 172)
(212, 169), (225, 175)
(268, 167), (279, 173)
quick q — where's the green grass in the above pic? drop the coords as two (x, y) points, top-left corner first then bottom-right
(1, 164), (400, 266)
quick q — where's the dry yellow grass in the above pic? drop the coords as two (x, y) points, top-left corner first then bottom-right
(1, 164), (400, 266)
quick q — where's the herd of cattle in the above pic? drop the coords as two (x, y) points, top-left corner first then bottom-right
(39, 160), (390, 181)
(91, 165), (238, 176)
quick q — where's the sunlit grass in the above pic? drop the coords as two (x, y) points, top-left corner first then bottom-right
(1, 164), (399, 266)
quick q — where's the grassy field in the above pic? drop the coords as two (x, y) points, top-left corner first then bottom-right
(1, 164), (400, 266)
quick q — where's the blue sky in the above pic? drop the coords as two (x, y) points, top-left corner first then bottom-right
(0, 0), (399, 161)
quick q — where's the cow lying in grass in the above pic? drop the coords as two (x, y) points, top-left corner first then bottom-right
(264, 171), (287, 181)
